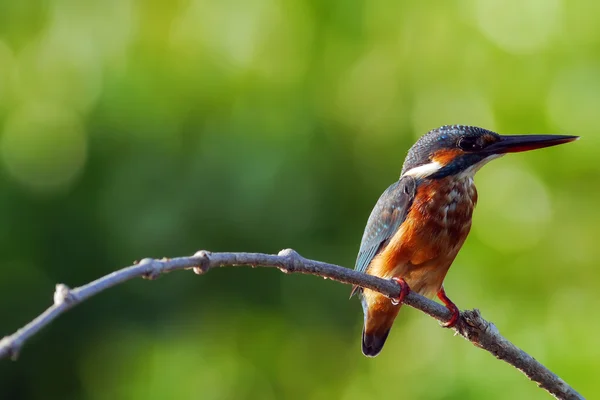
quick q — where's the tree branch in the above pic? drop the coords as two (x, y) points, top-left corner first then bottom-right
(0, 249), (583, 400)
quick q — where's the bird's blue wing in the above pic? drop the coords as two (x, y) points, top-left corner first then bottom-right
(351, 176), (416, 296)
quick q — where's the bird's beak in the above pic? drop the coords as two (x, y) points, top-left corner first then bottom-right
(485, 134), (579, 155)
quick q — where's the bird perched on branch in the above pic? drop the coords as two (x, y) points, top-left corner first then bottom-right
(352, 125), (577, 357)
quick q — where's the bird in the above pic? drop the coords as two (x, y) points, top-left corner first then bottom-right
(351, 125), (578, 357)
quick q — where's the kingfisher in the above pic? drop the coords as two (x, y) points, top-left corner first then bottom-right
(352, 125), (578, 357)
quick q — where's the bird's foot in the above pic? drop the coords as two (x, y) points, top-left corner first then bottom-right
(437, 286), (460, 328)
(390, 277), (410, 306)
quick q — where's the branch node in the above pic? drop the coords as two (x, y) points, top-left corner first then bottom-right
(277, 248), (299, 258)
(53, 284), (77, 306)
(277, 248), (302, 272)
(139, 258), (162, 280)
(192, 250), (211, 275)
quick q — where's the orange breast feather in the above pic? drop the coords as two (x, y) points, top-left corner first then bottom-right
(367, 176), (477, 297)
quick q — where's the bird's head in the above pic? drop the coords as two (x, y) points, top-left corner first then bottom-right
(400, 125), (578, 179)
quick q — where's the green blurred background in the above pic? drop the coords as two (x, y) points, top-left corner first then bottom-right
(0, 0), (598, 399)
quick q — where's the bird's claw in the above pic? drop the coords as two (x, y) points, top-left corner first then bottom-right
(440, 302), (459, 328)
(437, 286), (460, 328)
(390, 277), (410, 306)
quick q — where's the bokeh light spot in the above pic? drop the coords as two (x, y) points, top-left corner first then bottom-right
(474, 0), (562, 54)
(171, 0), (263, 68)
(15, 28), (103, 113)
(170, 0), (311, 83)
(48, 0), (135, 69)
(1, 103), (87, 193)
(474, 162), (551, 252)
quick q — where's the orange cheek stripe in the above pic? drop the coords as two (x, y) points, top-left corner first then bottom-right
(431, 149), (464, 165)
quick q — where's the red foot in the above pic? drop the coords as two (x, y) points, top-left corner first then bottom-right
(437, 286), (460, 328)
(390, 277), (410, 306)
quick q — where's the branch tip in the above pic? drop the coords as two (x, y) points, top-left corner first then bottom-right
(0, 337), (20, 360)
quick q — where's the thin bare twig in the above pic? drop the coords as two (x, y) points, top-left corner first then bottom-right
(0, 249), (583, 400)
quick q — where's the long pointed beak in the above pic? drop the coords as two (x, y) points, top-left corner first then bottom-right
(485, 134), (579, 154)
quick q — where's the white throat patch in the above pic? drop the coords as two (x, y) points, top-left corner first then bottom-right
(401, 161), (442, 179)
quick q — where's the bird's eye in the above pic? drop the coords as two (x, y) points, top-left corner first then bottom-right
(458, 137), (483, 151)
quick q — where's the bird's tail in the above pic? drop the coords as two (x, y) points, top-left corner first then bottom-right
(360, 291), (401, 357)
(362, 325), (391, 357)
